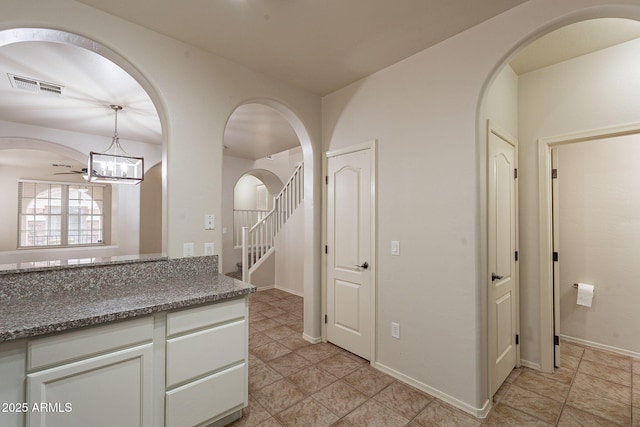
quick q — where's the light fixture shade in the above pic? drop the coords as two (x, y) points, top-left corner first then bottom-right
(88, 151), (144, 184)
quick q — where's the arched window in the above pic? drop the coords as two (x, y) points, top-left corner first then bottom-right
(18, 181), (106, 248)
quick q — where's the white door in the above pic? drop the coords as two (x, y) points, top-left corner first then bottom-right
(488, 128), (519, 396)
(326, 145), (374, 360)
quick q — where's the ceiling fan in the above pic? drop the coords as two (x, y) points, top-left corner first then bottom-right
(52, 163), (87, 176)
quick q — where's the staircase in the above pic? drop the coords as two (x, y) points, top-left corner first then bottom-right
(242, 162), (304, 283)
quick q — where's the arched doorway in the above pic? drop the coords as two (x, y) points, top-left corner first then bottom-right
(0, 28), (166, 262)
(223, 99), (321, 343)
(480, 14), (640, 399)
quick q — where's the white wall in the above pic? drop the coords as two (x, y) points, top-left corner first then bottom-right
(323, 0), (640, 413)
(274, 205), (304, 296)
(518, 36), (640, 365)
(556, 135), (640, 355)
(234, 175), (262, 211)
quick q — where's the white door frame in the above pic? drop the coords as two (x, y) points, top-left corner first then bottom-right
(537, 121), (640, 372)
(321, 140), (377, 363)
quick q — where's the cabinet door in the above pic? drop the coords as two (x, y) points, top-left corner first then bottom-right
(27, 343), (153, 427)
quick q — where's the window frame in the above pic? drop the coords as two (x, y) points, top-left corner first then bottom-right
(17, 180), (108, 249)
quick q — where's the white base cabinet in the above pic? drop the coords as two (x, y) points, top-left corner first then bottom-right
(0, 297), (249, 427)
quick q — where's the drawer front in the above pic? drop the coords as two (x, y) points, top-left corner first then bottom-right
(28, 316), (153, 371)
(165, 363), (246, 427)
(166, 298), (245, 337)
(166, 320), (246, 388)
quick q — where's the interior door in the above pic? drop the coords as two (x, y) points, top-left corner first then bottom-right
(488, 128), (519, 396)
(551, 148), (561, 367)
(326, 146), (373, 360)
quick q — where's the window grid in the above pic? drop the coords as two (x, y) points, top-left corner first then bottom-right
(18, 181), (105, 248)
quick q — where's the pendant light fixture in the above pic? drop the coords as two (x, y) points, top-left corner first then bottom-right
(86, 104), (144, 184)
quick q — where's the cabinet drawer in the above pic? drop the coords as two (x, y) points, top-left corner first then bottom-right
(165, 363), (246, 427)
(166, 298), (245, 337)
(166, 319), (246, 388)
(28, 316), (153, 371)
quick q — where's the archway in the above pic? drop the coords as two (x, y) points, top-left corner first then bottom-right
(223, 98), (321, 343)
(479, 12), (640, 402)
(0, 28), (167, 261)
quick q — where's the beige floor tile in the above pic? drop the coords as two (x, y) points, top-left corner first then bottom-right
(278, 334), (313, 351)
(255, 417), (283, 427)
(249, 301), (274, 314)
(582, 348), (632, 372)
(316, 353), (364, 378)
(504, 368), (522, 384)
(268, 351), (313, 377)
(578, 358), (632, 386)
(276, 397), (339, 427)
(560, 342), (585, 359)
(559, 353), (581, 371)
(481, 403), (552, 427)
(557, 405), (624, 427)
(296, 343), (340, 364)
(253, 379), (306, 415)
(513, 369), (570, 402)
(250, 331), (274, 350)
(633, 391), (640, 409)
(260, 307), (287, 318)
(229, 396), (272, 427)
(633, 358), (640, 375)
(634, 407), (640, 427)
(343, 365), (395, 397)
(249, 351), (265, 366)
(252, 318), (283, 332)
(566, 388), (631, 426)
(571, 371), (632, 405)
(501, 384), (562, 425)
(533, 365), (575, 386)
(312, 380), (368, 417)
(413, 401), (481, 427)
(330, 418), (353, 427)
(634, 373), (640, 389)
(249, 362), (284, 393)
(372, 381), (433, 419)
(250, 312), (269, 324)
(493, 382), (510, 404)
(287, 365), (339, 395)
(252, 341), (292, 362)
(262, 325), (297, 341)
(342, 399), (409, 427)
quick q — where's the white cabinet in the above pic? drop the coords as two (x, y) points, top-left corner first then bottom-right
(0, 296), (249, 427)
(165, 298), (248, 427)
(26, 317), (154, 427)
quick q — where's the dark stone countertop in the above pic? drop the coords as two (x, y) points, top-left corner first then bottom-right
(0, 259), (255, 343)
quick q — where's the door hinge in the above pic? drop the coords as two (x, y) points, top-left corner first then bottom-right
(552, 169), (558, 179)
(515, 334), (519, 345)
(326, 176), (329, 185)
(554, 335), (560, 346)
(324, 314), (328, 324)
(515, 251), (519, 261)
(553, 252), (559, 262)
(325, 245), (328, 254)
(514, 168), (518, 179)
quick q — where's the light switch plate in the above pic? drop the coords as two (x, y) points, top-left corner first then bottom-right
(205, 214), (214, 230)
(391, 240), (400, 256)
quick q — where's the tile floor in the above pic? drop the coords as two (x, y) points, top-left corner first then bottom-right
(231, 288), (640, 426)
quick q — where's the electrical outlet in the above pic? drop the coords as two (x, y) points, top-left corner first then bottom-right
(391, 322), (400, 339)
(183, 243), (194, 257)
(204, 242), (214, 256)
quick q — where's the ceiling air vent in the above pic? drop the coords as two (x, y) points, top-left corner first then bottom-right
(8, 74), (63, 95)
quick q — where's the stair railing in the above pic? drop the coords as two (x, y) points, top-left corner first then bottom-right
(242, 162), (304, 282)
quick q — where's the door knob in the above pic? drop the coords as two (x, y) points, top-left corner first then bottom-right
(355, 262), (369, 269)
(491, 272), (504, 281)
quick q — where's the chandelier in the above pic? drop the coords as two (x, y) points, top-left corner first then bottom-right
(86, 104), (144, 184)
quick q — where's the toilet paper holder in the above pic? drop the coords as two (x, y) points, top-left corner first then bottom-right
(573, 283), (594, 292)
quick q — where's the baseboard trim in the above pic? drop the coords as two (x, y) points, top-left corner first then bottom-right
(302, 333), (321, 344)
(274, 286), (304, 298)
(255, 285), (275, 291)
(560, 335), (640, 359)
(372, 361), (490, 419)
(520, 359), (541, 370)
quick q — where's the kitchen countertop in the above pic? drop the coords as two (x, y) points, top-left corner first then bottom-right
(0, 257), (255, 343)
